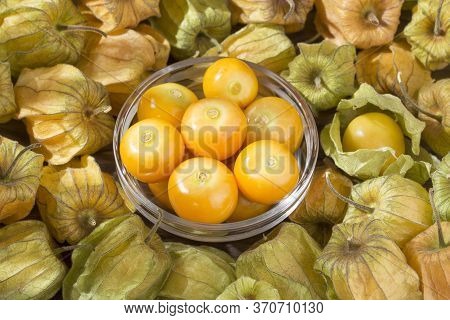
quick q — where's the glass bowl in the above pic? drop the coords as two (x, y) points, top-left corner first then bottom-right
(113, 56), (319, 242)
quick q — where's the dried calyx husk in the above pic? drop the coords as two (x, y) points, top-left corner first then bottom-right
(315, 0), (403, 49)
(415, 80), (450, 157)
(37, 156), (134, 245)
(432, 153), (450, 221)
(404, 189), (450, 299)
(0, 0), (96, 78)
(404, 0), (450, 70)
(16, 64), (115, 165)
(321, 83), (432, 183)
(289, 165), (352, 247)
(63, 214), (172, 299)
(0, 136), (44, 224)
(281, 41), (356, 112)
(356, 41), (433, 105)
(329, 174), (433, 247)
(82, 0), (160, 32)
(159, 243), (236, 300)
(151, 0), (231, 60)
(230, 0), (314, 33)
(315, 219), (422, 299)
(0, 220), (67, 299)
(216, 276), (280, 300)
(236, 223), (327, 300)
(0, 62), (16, 123)
(204, 24), (295, 73)
(78, 23), (170, 115)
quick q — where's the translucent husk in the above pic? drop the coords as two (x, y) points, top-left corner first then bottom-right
(289, 165), (352, 247)
(343, 174), (433, 247)
(404, 0), (450, 70)
(0, 136), (44, 224)
(63, 214), (172, 300)
(159, 243), (236, 300)
(432, 153), (450, 221)
(82, 0), (160, 32)
(314, 0), (403, 49)
(204, 24), (296, 73)
(0, 220), (67, 299)
(37, 156), (134, 245)
(315, 219), (422, 299)
(15, 64), (115, 165)
(0, 0), (86, 77)
(236, 223), (327, 299)
(281, 41), (356, 112)
(151, 0), (231, 60)
(0, 62), (16, 123)
(230, 0), (314, 33)
(78, 23), (170, 115)
(216, 276), (281, 300)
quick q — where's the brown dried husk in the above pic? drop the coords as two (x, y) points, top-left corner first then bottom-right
(315, 0), (403, 49)
(0, 62), (16, 123)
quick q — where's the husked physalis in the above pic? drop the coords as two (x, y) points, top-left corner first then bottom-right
(0, 220), (67, 300)
(159, 242), (236, 300)
(37, 156), (134, 244)
(315, 219), (422, 299)
(151, 0), (231, 60)
(236, 223), (327, 299)
(227, 193), (271, 222)
(15, 64), (115, 165)
(63, 214), (172, 300)
(216, 277), (281, 300)
(0, 62), (16, 123)
(82, 0), (160, 32)
(204, 24), (296, 72)
(404, 0), (450, 70)
(315, 0), (403, 49)
(432, 153), (450, 221)
(0, 136), (44, 224)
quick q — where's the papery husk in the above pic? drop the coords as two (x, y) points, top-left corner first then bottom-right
(0, 0), (86, 78)
(15, 64), (115, 165)
(236, 223), (327, 300)
(37, 156), (134, 244)
(344, 175), (433, 247)
(314, 0), (403, 49)
(151, 0), (231, 60)
(289, 165), (352, 247)
(230, 0), (314, 33)
(315, 219), (422, 299)
(0, 62), (16, 123)
(78, 23), (170, 115)
(356, 41), (433, 102)
(432, 153), (450, 221)
(63, 214), (172, 300)
(320, 84), (431, 182)
(204, 24), (295, 73)
(82, 0), (160, 32)
(0, 136), (44, 224)
(404, 222), (450, 299)
(216, 276), (281, 300)
(281, 41), (356, 112)
(417, 80), (450, 157)
(404, 0), (450, 70)
(159, 243), (236, 300)
(0, 220), (67, 299)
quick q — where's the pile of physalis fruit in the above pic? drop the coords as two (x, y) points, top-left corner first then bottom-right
(120, 57), (304, 223)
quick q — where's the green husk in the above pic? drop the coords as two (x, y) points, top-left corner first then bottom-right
(151, 0), (231, 60)
(159, 243), (236, 300)
(281, 41), (356, 112)
(432, 153), (450, 221)
(63, 214), (172, 300)
(315, 219), (422, 299)
(204, 24), (295, 73)
(0, 62), (16, 123)
(320, 84), (430, 182)
(236, 223), (327, 300)
(216, 277), (280, 300)
(0, 220), (67, 299)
